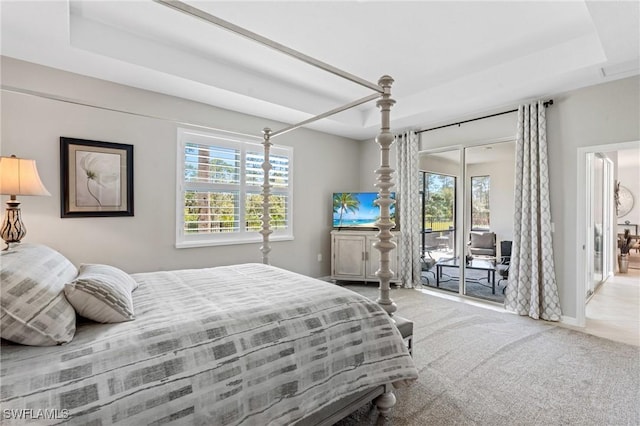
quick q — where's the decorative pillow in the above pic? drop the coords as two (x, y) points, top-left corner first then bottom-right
(0, 243), (77, 346)
(64, 264), (136, 323)
(470, 232), (495, 249)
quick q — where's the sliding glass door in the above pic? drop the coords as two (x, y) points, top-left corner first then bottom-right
(463, 143), (515, 302)
(419, 149), (460, 294)
(419, 141), (515, 303)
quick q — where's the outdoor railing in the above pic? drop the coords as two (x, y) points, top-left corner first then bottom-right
(424, 218), (454, 233)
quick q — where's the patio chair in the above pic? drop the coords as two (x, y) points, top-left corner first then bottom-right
(497, 240), (512, 293)
(468, 231), (496, 257)
(421, 251), (437, 285)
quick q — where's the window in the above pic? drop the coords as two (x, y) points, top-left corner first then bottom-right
(422, 172), (456, 233)
(470, 175), (490, 231)
(419, 171), (456, 256)
(177, 128), (293, 247)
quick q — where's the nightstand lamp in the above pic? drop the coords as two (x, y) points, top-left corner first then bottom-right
(0, 155), (50, 248)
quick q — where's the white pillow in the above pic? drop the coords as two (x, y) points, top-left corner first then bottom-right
(64, 264), (137, 323)
(0, 243), (77, 346)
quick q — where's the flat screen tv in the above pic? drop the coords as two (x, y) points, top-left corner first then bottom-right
(332, 192), (397, 229)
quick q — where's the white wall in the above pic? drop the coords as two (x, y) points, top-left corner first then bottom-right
(359, 75), (640, 320)
(0, 57), (362, 277)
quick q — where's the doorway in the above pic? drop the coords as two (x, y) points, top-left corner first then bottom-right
(576, 140), (640, 334)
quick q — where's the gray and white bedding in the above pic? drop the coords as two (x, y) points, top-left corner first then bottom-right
(1, 262), (417, 425)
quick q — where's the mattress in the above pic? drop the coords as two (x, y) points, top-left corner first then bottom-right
(0, 263), (417, 425)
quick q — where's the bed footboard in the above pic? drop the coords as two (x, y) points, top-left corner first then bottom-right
(297, 384), (391, 426)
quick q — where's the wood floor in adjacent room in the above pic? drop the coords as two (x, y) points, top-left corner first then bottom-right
(585, 266), (640, 347)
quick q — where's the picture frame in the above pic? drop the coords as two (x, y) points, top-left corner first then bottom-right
(60, 137), (134, 218)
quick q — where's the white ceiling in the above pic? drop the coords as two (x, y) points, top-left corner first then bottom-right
(2, 1), (639, 140)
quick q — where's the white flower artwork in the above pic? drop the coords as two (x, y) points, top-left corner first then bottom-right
(75, 151), (121, 207)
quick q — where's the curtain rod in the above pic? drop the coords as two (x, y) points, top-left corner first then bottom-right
(416, 99), (553, 134)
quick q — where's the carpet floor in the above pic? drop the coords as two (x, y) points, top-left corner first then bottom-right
(335, 284), (640, 426)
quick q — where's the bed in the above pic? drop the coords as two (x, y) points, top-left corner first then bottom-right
(0, 244), (417, 425)
(2, 1), (416, 424)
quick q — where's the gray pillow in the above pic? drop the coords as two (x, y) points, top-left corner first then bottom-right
(65, 264), (137, 323)
(0, 243), (77, 346)
(470, 232), (495, 249)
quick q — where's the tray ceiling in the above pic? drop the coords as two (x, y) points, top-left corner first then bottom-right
(2, 1), (639, 140)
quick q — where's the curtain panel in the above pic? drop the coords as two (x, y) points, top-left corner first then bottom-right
(504, 101), (562, 321)
(396, 131), (421, 288)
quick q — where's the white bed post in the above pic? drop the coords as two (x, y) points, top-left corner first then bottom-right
(260, 127), (273, 265)
(374, 75), (397, 317)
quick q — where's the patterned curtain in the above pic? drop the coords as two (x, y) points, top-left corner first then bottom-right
(504, 101), (562, 321)
(396, 131), (421, 288)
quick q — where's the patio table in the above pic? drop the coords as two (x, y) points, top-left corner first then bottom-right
(436, 257), (497, 294)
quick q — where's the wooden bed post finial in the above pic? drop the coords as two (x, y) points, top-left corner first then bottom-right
(374, 75), (397, 317)
(261, 127), (273, 265)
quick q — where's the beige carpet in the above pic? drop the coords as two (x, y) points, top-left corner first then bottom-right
(336, 284), (640, 426)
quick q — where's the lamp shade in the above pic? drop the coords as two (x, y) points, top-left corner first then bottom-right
(0, 156), (51, 196)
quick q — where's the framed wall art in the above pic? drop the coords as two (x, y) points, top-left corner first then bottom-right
(60, 137), (134, 217)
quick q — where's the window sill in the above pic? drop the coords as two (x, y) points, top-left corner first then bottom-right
(176, 234), (294, 249)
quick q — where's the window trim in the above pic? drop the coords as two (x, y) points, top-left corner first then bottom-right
(176, 128), (293, 248)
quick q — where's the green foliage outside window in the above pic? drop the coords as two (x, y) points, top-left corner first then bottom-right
(471, 176), (490, 230)
(424, 173), (455, 231)
(246, 193), (288, 231)
(184, 191), (238, 233)
(183, 144), (289, 234)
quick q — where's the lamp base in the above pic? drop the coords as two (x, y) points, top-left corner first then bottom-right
(1, 199), (26, 249)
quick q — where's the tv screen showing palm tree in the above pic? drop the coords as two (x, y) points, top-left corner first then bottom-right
(332, 192), (396, 228)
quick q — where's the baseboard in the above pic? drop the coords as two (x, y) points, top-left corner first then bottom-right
(419, 287), (584, 327)
(560, 315), (581, 327)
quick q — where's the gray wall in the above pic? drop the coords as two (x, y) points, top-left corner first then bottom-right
(0, 57), (361, 277)
(359, 75), (640, 320)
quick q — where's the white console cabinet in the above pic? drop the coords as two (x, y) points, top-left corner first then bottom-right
(331, 230), (401, 283)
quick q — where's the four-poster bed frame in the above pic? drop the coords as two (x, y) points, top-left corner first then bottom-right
(153, 1), (406, 418)
(154, 0), (399, 319)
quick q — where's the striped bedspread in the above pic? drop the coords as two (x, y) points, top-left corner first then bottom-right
(1, 263), (417, 425)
